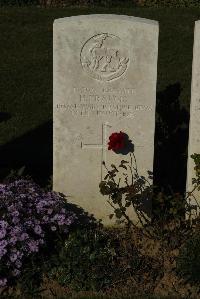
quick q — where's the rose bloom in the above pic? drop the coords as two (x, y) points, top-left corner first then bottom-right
(108, 131), (126, 151)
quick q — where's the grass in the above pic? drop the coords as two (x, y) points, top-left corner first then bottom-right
(1, 295), (183, 299)
(0, 6), (199, 186)
(41, 296), (184, 299)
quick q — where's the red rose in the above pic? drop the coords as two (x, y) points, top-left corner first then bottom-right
(108, 131), (126, 151)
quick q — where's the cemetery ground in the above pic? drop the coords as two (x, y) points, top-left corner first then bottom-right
(1, 5), (200, 299)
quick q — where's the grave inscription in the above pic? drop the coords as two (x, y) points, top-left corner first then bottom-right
(53, 14), (159, 225)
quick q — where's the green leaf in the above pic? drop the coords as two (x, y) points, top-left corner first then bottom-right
(107, 181), (116, 189)
(104, 173), (109, 180)
(99, 181), (111, 195)
(115, 209), (123, 219)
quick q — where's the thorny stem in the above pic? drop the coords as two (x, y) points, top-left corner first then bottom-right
(107, 198), (135, 228)
(117, 177), (121, 188)
(185, 184), (198, 201)
(102, 153), (200, 241)
(103, 155), (155, 237)
(102, 161), (116, 185)
(185, 184), (200, 221)
(190, 193), (200, 209)
(129, 153), (134, 186)
(131, 152), (139, 176)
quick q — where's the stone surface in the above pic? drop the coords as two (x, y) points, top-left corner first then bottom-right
(187, 20), (200, 213)
(53, 14), (159, 226)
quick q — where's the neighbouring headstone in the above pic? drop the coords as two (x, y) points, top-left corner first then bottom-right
(187, 20), (200, 214)
(53, 14), (159, 226)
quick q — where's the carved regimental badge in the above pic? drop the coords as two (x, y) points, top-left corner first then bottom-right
(80, 33), (129, 82)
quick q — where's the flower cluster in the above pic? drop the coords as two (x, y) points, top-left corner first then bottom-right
(108, 131), (126, 151)
(0, 179), (77, 287)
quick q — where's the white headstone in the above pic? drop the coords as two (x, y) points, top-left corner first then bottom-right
(187, 20), (200, 214)
(53, 14), (159, 226)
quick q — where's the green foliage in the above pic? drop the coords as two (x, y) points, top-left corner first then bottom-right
(50, 227), (117, 291)
(153, 191), (185, 222)
(139, 0), (200, 7)
(16, 252), (51, 297)
(66, 0), (137, 7)
(185, 153), (200, 219)
(173, 156), (200, 283)
(100, 153), (153, 227)
(99, 151), (200, 239)
(2, 0), (200, 8)
(49, 227), (141, 292)
(191, 153), (200, 189)
(0, 0), (137, 7)
(176, 232), (200, 283)
(0, 0), (38, 6)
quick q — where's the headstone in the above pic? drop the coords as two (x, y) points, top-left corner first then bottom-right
(187, 20), (200, 214)
(53, 14), (159, 226)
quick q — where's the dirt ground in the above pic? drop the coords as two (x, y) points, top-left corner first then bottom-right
(40, 224), (200, 299)
(2, 223), (200, 299)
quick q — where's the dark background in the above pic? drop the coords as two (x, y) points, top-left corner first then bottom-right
(0, 6), (199, 194)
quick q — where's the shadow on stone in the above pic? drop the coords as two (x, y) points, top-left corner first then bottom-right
(153, 82), (189, 195)
(58, 192), (103, 229)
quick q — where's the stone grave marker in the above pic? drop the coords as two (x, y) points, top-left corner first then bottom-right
(187, 20), (200, 214)
(53, 14), (159, 225)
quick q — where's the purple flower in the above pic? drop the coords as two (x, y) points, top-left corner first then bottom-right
(11, 211), (19, 217)
(42, 215), (49, 222)
(9, 236), (18, 245)
(0, 184), (5, 189)
(7, 205), (15, 212)
(0, 229), (6, 239)
(51, 226), (56, 231)
(0, 247), (7, 258)
(34, 225), (42, 235)
(0, 220), (8, 229)
(10, 226), (22, 236)
(15, 260), (22, 269)
(0, 240), (8, 247)
(12, 269), (20, 277)
(0, 278), (7, 287)
(65, 218), (73, 225)
(25, 220), (33, 227)
(19, 233), (28, 241)
(55, 214), (66, 226)
(0, 178), (77, 286)
(10, 253), (18, 262)
(27, 240), (39, 253)
(33, 219), (40, 225)
(47, 208), (53, 215)
(12, 217), (19, 224)
(38, 239), (44, 245)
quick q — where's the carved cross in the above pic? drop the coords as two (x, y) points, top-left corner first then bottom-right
(81, 122), (111, 180)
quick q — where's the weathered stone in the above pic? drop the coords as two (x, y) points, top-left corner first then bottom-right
(187, 20), (200, 214)
(53, 14), (159, 225)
